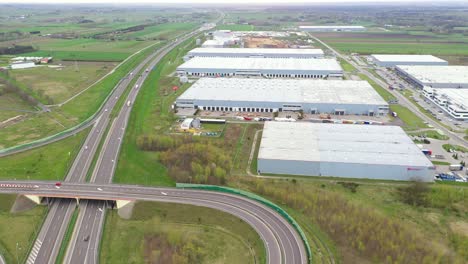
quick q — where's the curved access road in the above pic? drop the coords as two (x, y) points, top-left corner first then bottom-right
(0, 181), (309, 264)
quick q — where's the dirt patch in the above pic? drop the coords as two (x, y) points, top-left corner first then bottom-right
(144, 234), (176, 264)
(244, 37), (287, 48)
(450, 221), (468, 237)
(10, 195), (37, 213)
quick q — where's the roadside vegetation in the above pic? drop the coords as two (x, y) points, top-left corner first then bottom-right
(0, 194), (47, 264)
(230, 177), (468, 264)
(0, 127), (89, 180)
(100, 202), (265, 264)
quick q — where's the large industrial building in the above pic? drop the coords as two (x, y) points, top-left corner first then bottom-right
(299, 25), (366, 32)
(396, 65), (468, 88)
(175, 78), (389, 115)
(176, 57), (343, 78)
(370, 54), (448, 67)
(257, 122), (435, 181)
(185, 48), (324, 59)
(423, 87), (468, 120)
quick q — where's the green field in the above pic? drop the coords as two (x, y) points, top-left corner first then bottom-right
(0, 194), (47, 264)
(125, 23), (196, 39)
(314, 32), (468, 55)
(0, 127), (88, 180)
(114, 37), (198, 186)
(217, 24), (254, 31)
(232, 176), (468, 263)
(408, 130), (449, 140)
(9, 61), (116, 104)
(20, 50), (129, 62)
(100, 202), (265, 264)
(390, 104), (429, 131)
(0, 92), (36, 121)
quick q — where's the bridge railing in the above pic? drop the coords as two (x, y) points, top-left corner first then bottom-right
(176, 183), (312, 264)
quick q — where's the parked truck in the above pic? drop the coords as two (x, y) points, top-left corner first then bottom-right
(449, 164), (463, 171)
(421, 149), (432, 155)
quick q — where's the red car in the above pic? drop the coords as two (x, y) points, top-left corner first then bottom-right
(55, 182), (62, 187)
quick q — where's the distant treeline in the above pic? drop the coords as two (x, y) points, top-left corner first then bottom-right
(0, 45), (36, 55)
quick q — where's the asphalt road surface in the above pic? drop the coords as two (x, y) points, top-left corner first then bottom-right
(0, 181), (308, 264)
(22, 30), (197, 264)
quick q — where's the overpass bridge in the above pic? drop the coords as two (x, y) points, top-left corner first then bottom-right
(0, 181), (309, 264)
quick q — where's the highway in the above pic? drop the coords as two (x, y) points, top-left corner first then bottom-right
(0, 181), (308, 264)
(308, 33), (468, 149)
(63, 28), (203, 264)
(22, 30), (200, 264)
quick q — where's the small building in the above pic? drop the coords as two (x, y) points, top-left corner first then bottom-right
(186, 48), (324, 59)
(370, 54), (448, 67)
(176, 57), (343, 78)
(257, 122), (435, 181)
(423, 87), (468, 120)
(396, 65), (468, 89)
(175, 78), (388, 116)
(180, 118), (201, 131)
(201, 39), (225, 48)
(299, 25), (366, 32)
(10, 61), (36, 69)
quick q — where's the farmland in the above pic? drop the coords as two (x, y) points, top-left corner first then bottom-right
(9, 61), (116, 104)
(217, 24), (255, 31)
(312, 32), (468, 56)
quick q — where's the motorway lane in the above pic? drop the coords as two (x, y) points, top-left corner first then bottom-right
(0, 181), (308, 264)
(65, 29), (204, 264)
(23, 34), (181, 264)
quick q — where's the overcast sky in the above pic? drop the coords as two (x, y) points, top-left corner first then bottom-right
(0, 0), (464, 4)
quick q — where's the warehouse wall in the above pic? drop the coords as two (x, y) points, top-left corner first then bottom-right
(258, 158), (434, 181)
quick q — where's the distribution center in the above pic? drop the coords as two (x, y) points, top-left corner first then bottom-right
(396, 65), (468, 88)
(299, 25), (366, 32)
(257, 122), (435, 181)
(176, 57), (343, 78)
(185, 47), (324, 59)
(423, 87), (468, 120)
(175, 78), (389, 115)
(370, 54), (448, 67)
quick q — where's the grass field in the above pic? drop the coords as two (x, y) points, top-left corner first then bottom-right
(358, 74), (396, 101)
(20, 50), (129, 62)
(9, 61), (116, 104)
(100, 202), (265, 264)
(313, 32), (468, 55)
(0, 194), (47, 264)
(114, 37), (198, 186)
(442, 144), (468, 153)
(408, 130), (449, 140)
(0, 127), (88, 180)
(125, 23), (196, 39)
(0, 92), (36, 121)
(389, 104), (429, 131)
(0, 42), (162, 148)
(232, 176), (468, 263)
(217, 24), (255, 31)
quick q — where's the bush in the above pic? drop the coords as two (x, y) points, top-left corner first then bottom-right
(397, 180), (430, 207)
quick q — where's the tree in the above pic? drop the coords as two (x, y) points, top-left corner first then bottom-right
(397, 180), (429, 206)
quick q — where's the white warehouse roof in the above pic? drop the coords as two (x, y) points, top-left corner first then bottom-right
(371, 54), (447, 64)
(396, 65), (468, 86)
(177, 78), (387, 106)
(188, 47), (324, 57)
(177, 57), (342, 72)
(258, 122), (433, 168)
(299, 25), (365, 30)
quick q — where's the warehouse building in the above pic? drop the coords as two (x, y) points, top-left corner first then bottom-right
(185, 48), (324, 59)
(299, 25), (366, 32)
(176, 57), (343, 78)
(175, 78), (389, 116)
(396, 65), (468, 88)
(370, 54), (448, 67)
(423, 87), (468, 120)
(257, 122), (435, 181)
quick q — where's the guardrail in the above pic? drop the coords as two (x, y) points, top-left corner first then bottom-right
(176, 183), (312, 264)
(0, 30), (197, 157)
